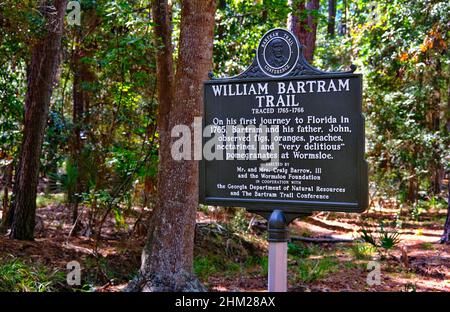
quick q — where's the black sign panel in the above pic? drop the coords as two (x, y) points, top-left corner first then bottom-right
(200, 29), (368, 216)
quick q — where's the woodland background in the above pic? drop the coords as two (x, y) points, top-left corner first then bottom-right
(0, 0), (449, 292)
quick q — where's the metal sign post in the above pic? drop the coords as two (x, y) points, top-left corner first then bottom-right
(268, 210), (289, 292)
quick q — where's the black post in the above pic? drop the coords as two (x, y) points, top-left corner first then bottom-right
(268, 209), (289, 242)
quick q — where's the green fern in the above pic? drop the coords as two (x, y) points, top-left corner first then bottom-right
(360, 223), (402, 255)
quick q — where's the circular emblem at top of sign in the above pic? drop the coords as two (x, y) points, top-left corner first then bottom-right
(256, 28), (300, 78)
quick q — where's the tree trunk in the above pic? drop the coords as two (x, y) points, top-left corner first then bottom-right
(10, 0), (67, 240)
(0, 163), (13, 231)
(447, 74), (450, 134)
(69, 10), (97, 229)
(127, 0), (216, 292)
(407, 175), (418, 203)
(441, 180), (450, 244)
(287, 0), (306, 53)
(2, 164), (12, 213)
(304, 0), (320, 62)
(4, 160), (20, 228)
(287, 0), (320, 63)
(430, 59), (442, 195)
(327, 0), (336, 36)
(69, 37), (85, 229)
(443, 79), (450, 243)
(338, 0), (347, 36)
(143, 0), (174, 210)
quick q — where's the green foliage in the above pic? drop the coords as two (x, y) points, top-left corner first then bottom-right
(295, 256), (339, 283)
(214, 0), (290, 76)
(411, 202), (426, 222)
(288, 243), (339, 282)
(0, 259), (66, 292)
(360, 222), (402, 255)
(194, 255), (243, 280)
(379, 231), (401, 250)
(0, 65), (25, 166)
(36, 193), (66, 208)
(229, 208), (249, 233)
(354, 1), (450, 200)
(82, 255), (137, 287)
(288, 242), (312, 258)
(194, 257), (218, 280)
(259, 256), (269, 276)
(350, 242), (377, 260)
(420, 242), (435, 250)
(316, 0), (450, 202)
(41, 108), (69, 178)
(360, 228), (377, 246)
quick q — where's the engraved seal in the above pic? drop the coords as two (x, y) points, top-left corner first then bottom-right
(257, 28), (300, 77)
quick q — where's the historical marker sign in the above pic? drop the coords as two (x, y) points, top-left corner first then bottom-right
(200, 28), (368, 218)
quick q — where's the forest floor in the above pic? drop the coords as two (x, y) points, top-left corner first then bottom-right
(0, 193), (448, 292)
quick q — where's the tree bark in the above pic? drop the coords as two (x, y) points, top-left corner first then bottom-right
(148, 0), (174, 212)
(287, 0), (306, 51)
(287, 0), (320, 63)
(69, 37), (85, 228)
(338, 0), (347, 36)
(441, 180), (450, 244)
(447, 73), (450, 134)
(4, 161), (19, 228)
(430, 59), (442, 195)
(10, 0), (67, 240)
(69, 9), (97, 230)
(442, 75), (450, 244)
(327, 0), (336, 36)
(127, 0), (216, 292)
(1, 164), (12, 214)
(0, 163), (13, 231)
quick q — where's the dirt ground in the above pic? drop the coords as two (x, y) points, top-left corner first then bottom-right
(0, 198), (448, 292)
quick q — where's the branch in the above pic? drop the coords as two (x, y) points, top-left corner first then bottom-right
(291, 236), (354, 243)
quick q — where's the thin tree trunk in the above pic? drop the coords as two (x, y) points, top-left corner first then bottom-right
(339, 0), (347, 36)
(4, 159), (20, 228)
(2, 164), (12, 213)
(287, 0), (306, 50)
(287, 0), (320, 63)
(127, 0), (216, 292)
(143, 0), (174, 210)
(441, 181), (450, 244)
(430, 59), (442, 195)
(0, 163), (13, 231)
(69, 37), (85, 228)
(327, 0), (336, 36)
(443, 76), (450, 243)
(407, 174), (418, 203)
(10, 0), (67, 240)
(143, 173), (156, 208)
(69, 22), (96, 229)
(304, 0), (320, 62)
(447, 74), (450, 134)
